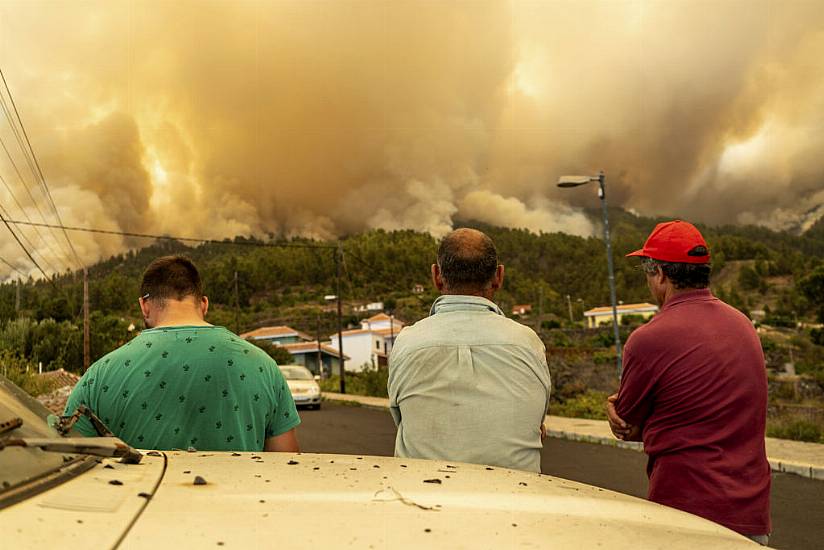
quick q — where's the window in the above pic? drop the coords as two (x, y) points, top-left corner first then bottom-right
(376, 340), (380, 349)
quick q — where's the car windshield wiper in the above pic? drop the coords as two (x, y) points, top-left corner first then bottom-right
(53, 405), (115, 437)
(0, 436), (143, 464)
(0, 406), (142, 464)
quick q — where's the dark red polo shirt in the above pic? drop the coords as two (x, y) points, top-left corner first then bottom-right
(615, 289), (771, 535)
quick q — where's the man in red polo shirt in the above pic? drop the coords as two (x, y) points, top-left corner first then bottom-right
(607, 220), (771, 544)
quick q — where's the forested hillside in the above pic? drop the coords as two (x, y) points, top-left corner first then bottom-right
(1, 209), (823, 378)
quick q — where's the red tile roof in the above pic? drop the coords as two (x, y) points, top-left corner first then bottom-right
(35, 369), (82, 414)
(37, 368), (81, 389)
(281, 341), (349, 360)
(240, 325), (311, 341)
(584, 303), (659, 316)
(365, 313), (391, 322)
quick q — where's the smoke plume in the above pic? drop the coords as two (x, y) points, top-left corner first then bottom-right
(0, 1), (822, 276)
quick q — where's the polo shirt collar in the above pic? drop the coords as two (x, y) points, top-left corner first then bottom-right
(661, 288), (715, 312)
(430, 294), (505, 317)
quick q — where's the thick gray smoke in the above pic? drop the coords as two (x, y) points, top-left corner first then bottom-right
(0, 1), (822, 277)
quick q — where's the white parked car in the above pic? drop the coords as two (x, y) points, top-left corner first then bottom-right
(279, 364), (322, 409)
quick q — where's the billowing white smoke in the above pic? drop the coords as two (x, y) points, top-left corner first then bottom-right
(0, 1), (822, 277)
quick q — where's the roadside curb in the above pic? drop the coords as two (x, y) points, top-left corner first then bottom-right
(322, 392), (824, 481)
(546, 428), (644, 452)
(769, 459), (824, 481)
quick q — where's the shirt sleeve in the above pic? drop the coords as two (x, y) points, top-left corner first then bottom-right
(265, 367), (301, 438)
(387, 341), (402, 426)
(63, 368), (98, 437)
(614, 346), (656, 427)
(536, 339), (551, 415)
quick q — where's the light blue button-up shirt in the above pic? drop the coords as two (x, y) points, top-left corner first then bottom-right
(388, 294), (551, 472)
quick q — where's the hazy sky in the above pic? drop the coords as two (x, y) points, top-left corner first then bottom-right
(0, 0), (823, 276)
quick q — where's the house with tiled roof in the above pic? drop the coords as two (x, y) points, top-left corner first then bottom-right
(35, 368), (82, 414)
(584, 303), (659, 329)
(239, 325), (313, 344)
(327, 313), (405, 371)
(239, 325), (346, 376)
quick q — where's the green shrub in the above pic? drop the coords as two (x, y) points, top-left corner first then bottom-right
(767, 416), (824, 443)
(621, 314), (644, 326)
(319, 367), (389, 398)
(551, 390), (609, 420)
(547, 330), (572, 348)
(760, 336), (778, 353)
(0, 351), (52, 397)
(246, 339), (294, 365)
(593, 350), (616, 364)
(589, 331), (615, 348)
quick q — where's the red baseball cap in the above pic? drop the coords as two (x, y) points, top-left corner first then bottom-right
(626, 220), (710, 264)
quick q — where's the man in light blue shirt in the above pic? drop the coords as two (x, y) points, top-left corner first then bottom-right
(388, 228), (551, 472)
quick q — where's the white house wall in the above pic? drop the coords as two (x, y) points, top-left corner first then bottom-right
(328, 333), (374, 372)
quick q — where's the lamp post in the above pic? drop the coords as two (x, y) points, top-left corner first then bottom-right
(557, 171), (623, 378)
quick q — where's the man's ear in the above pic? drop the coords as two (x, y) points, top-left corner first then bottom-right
(431, 264), (445, 292)
(139, 297), (151, 320)
(654, 265), (667, 286)
(200, 296), (209, 317)
(490, 264), (505, 290)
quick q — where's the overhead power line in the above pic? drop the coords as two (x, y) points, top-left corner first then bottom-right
(0, 154), (69, 272)
(4, 219), (337, 250)
(0, 211), (51, 281)
(0, 83), (73, 269)
(0, 199), (60, 275)
(0, 67), (83, 269)
(0, 253), (26, 278)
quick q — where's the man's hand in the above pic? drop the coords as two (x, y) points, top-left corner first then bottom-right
(606, 393), (638, 441)
(540, 423), (547, 442)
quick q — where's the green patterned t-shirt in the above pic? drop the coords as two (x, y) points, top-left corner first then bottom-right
(64, 325), (300, 451)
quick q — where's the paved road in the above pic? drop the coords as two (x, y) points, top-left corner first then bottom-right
(298, 402), (824, 550)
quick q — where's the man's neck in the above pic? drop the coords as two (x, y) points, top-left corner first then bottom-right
(151, 317), (212, 328)
(149, 303), (211, 328)
(441, 289), (495, 301)
(662, 286), (706, 306)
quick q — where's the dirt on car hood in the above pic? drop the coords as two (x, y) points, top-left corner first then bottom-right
(3, 451), (763, 549)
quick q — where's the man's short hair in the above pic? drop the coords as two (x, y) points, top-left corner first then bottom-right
(437, 229), (499, 292)
(643, 257), (711, 289)
(140, 255), (203, 304)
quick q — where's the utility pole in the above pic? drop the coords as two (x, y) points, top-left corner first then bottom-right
(598, 172), (623, 378)
(335, 243), (346, 394)
(566, 294), (574, 323)
(316, 311), (323, 378)
(233, 269), (240, 334)
(83, 268), (90, 371)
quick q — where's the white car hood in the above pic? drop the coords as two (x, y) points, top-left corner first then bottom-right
(1, 451), (763, 549)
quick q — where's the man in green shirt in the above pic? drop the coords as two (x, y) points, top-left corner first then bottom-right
(64, 255), (300, 452)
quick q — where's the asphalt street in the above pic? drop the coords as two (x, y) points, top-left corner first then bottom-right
(298, 402), (824, 550)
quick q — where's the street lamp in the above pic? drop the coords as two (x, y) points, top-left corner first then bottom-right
(557, 171), (623, 379)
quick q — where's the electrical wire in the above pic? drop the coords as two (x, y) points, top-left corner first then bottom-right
(0, 210), (51, 281)
(0, 67), (83, 269)
(0, 156), (69, 272)
(4, 218), (337, 250)
(0, 199), (61, 275)
(0, 253), (26, 278)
